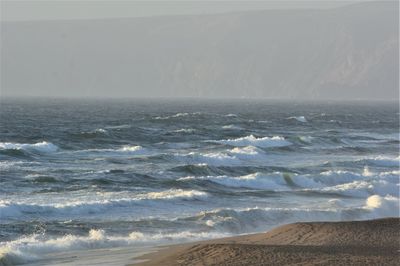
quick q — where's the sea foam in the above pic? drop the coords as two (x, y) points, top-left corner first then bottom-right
(216, 135), (291, 148)
(0, 189), (208, 220)
(0, 141), (59, 153)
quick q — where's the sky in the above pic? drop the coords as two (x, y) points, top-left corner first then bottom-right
(1, 0), (365, 21)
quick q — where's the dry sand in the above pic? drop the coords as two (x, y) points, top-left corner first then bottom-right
(132, 218), (400, 266)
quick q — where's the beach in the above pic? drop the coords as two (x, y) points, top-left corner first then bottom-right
(134, 218), (400, 266)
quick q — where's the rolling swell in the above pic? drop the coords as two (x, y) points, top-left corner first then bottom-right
(1, 100), (399, 264)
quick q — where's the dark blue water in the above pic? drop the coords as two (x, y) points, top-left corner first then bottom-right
(0, 99), (399, 264)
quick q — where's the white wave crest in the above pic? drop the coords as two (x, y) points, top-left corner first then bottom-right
(222, 125), (242, 130)
(179, 173), (288, 190)
(154, 112), (201, 120)
(216, 135), (291, 148)
(0, 229), (226, 266)
(0, 189), (207, 220)
(175, 151), (240, 166)
(104, 124), (131, 129)
(174, 146), (267, 166)
(173, 128), (196, 133)
(179, 172), (320, 190)
(118, 145), (144, 152)
(0, 141), (59, 153)
(364, 195), (399, 218)
(69, 145), (147, 156)
(362, 156), (400, 167)
(194, 206), (353, 234)
(288, 116), (307, 123)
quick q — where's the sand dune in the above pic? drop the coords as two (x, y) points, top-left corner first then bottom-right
(134, 218), (400, 265)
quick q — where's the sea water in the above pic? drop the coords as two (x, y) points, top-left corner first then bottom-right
(0, 98), (399, 265)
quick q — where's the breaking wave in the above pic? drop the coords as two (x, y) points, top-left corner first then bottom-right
(0, 141), (59, 154)
(0, 229), (226, 266)
(174, 146), (267, 166)
(215, 135), (291, 148)
(0, 189), (208, 220)
(288, 116), (307, 123)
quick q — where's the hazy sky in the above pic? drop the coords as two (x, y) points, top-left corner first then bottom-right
(1, 1), (398, 100)
(1, 0), (365, 21)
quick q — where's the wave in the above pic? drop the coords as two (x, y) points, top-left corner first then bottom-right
(0, 229), (226, 266)
(169, 163), (222, 176)
(317, 180), (399, 198)
(174, 146), (267, 166)
(306, 168), (399, 197)
(74, 128), (108, 138)
(288, 116), (307, 123)
(3, 196), (397, 266)
(118, 145), (144, 152)
(298, 136), (314, 144)
(229, 146), (266, 159)
(68, 145), (148, 156)
(186, 206), (362, 234)
(361, 156), (400, 167)
(0, 141), (59, 154)
(364, 195), (400, 218)
(173, 128), (196, 133)
(178, 173), (288, 190)
(174, 151), (241, 166)
(178, 171), (322, 191)
(154, 112), (202, 120)
(178, 168), (399, 198)
(215, 135), (292, 148)
(0, 189), (207, 220)
(104, 124), (131, 129)
(1, 197), (398, 265)
(222, 125), (243, 130)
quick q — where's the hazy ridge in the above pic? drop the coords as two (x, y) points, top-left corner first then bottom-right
(1, 1), (398, 99)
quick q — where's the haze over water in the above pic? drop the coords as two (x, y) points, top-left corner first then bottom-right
(0, 99), (399, 264)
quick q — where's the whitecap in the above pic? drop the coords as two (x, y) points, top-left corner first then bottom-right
(221, 125), (242, 130)
(288, 116), (307, 123)
(0, 189), (207, 220)
(363, 195), (399, 218)
(361, 156), (400, 167)
(104, 124), (131, 129)
(179, 173), (287, 190)
(0, 229), (226, 266)
(69, 145), (147, 156)
(173, 128), (196, 133)
(175, 151), (240, 166)
(0, 141), (59, 153)
(215, 135), (291, 148)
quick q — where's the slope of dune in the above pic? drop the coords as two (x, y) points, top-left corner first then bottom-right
(134, 218), (400, 266)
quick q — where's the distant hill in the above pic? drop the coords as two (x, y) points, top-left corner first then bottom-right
(1, 1), (398, 100)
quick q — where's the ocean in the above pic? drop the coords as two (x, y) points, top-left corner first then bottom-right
(0, 98), (399, 265)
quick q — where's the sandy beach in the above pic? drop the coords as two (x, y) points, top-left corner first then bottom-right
(133, 218), (400, 266)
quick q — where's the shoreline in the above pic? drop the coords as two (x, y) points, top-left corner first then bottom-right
(131, 218), (400, 266)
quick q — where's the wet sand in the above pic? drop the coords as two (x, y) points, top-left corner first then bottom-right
(132, 218), (400, 266)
